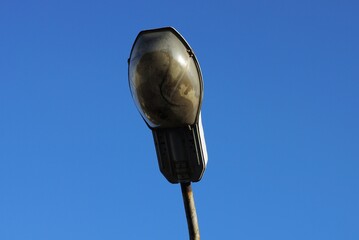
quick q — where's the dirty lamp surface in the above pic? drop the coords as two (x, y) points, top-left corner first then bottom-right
(128, 27), (203, 128)
(128, 27), (207, 183)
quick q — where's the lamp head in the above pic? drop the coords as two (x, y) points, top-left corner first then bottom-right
(128, 27), (207, 183)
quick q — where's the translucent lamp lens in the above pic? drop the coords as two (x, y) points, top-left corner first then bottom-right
(128, 28), (202, 128)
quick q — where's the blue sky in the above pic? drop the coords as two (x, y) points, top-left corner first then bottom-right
(0, 0), (358, 239)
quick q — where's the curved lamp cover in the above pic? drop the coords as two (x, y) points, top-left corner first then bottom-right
(128, 27), (203, 128)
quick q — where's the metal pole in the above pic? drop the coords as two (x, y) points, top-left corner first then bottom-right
(181, 182), (200, 240)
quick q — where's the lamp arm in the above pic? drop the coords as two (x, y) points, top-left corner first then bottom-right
(181, 182), (200, 240)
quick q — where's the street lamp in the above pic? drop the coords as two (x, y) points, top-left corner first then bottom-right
(128, 27), (208, 240)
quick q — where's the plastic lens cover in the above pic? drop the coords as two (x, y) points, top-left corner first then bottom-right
(128, 27), (203, 128)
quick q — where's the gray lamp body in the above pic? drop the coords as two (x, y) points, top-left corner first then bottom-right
(128, 27), (208, 183)
(153, 116), (207, 183)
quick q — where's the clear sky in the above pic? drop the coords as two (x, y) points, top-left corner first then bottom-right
(0, 0), (358, 239)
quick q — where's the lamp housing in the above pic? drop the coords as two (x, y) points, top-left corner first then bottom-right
(128, 27), (208, 183)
